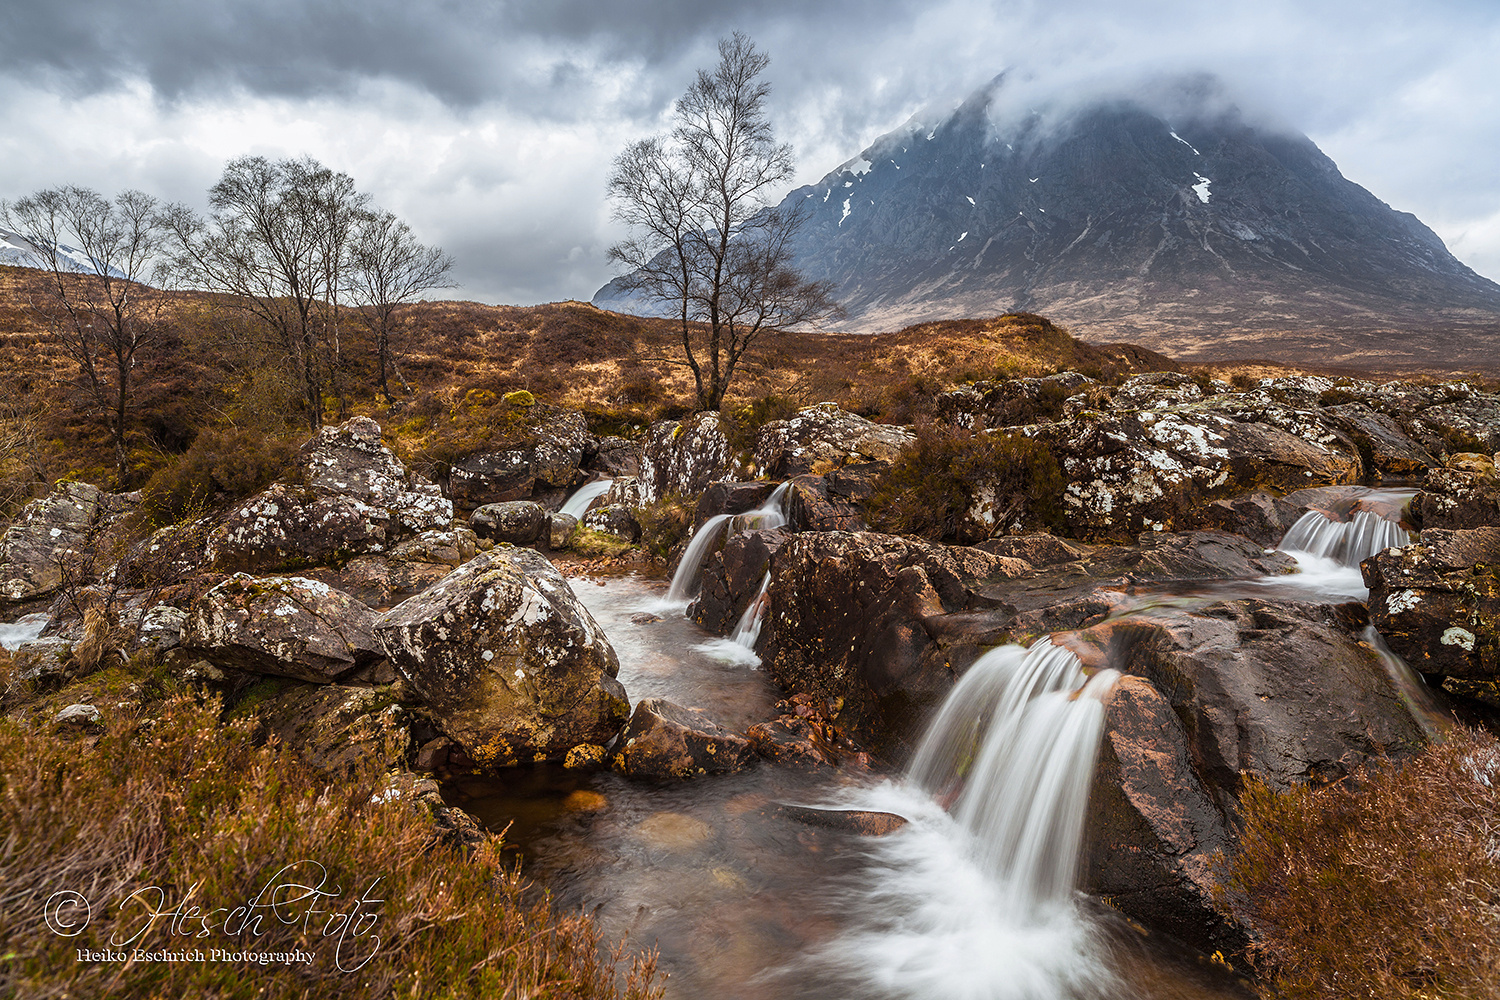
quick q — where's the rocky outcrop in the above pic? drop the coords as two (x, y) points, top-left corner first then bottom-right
(0, 482), (138, 603)
(206, 418), (451, 573)
(446, 408), (596, 508)
(692, 481), (777, 528)
(689, 528), (789, 634)
(1364, 527), (1500, 681)
(638, 412), (742, 504)
(1084, 676), (1239, 952)
(611, 698), (755, 779)
(581, 505), (641, 544)
(249, 680), (414, 774)
(752, 403), (914, 479)
(183, 574), (386, 683)
(374, 547), (629, 767)
(785, 466), (878, 533)
(471, 501), (548, 545)
(936, 371), (1100, 429)
(1414, 470), (1500, 530)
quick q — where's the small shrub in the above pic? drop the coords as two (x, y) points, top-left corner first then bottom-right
(1216, 729), (1500, 1000)
(140, 427), (298, 525)
(866, 425), (1066, 541)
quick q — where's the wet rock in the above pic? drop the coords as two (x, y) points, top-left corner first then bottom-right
(602, 476), (647, 509)
(753, 403), (914, 479)
(1364, 527), (1500, 680)
(582, 504), (642, 543)
(690, 528), (789, 634)
(1322, 402), (1435, 477)
(548, 513), (579, 550)
(785, 466), (879, 533)
(1199, 492), (1302, 547)
(763, 532), (1033, 754)
(745, 717), (842, 771)
(1415, 469), (1500, 530)
(611, 698), (755, 779)
(1100, 530), (1295, 583)
(0, 482), (138, 602)
(639, 412), (742, 504)
(773, 805), (908, 836)
(975, 533), (1092, 566)
(564, 743), (606, 769)
(374, 546), (629, 767)
(1077, 600), (1428, 803)
(1084, 676), (1240, 953)
(693, 481), (777, 528)
(633, 811), (715, 851)
(183, 574), (386, 683)
(471, 501), (548, 545)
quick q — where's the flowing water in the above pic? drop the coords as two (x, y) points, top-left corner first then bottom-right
(0, 613), (48, 650)
(662, 482), (794, 608)
(448, 576), (1255, 1000)
(560, 479), (614, 520)
(1269, 494), (1416, 601)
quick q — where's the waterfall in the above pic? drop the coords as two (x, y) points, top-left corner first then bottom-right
(661, 482), (792, 607)
(728, 572), (772, 651)
(1363, 626), (1454, 741)
(558, 479), (613, 520)
(1279, 509), (1411, 567)
(909, 639), (1120, 915)
(0, 614), (48, 651)
(663, 514), (733, 605)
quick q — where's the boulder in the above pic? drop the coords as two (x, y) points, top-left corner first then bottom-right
(581, 505), (641, 544)
(307, 556), (453, 611)
(1414, 469), (1500, 530)
(531, 410), (593, 489)
(248, 680), (413, 774)
(387, 528), (478, 567)
(298, 417), (451, 532)
(116, 520), (215, 589)
(745, 717), (842, 771)
(586, 436), (642, 477)
(1083, 676), (1239, 952)
(445, 407), (597, 508)
(471, 501), (548, 544)
(936, 372), (1098, 429)
(0, 482), (138, 602)
(693, 480), (777, 528)
(785, 466), (879, 533)
(1364, 527), (1500, 680)
(689, 528), (789, 634)
(611, 698), (755, 779)
(1322, 402), (1436, 477)
(182, 574), (386, 683)
(374, 547), (630, 767)
(975, 533), (1092, 566)
(1199, 492), (1303, 547)
(772, 805), (907, 836)
(448, 449), (535, 507)
(753, 403), (914, 479)
(638, 412), (743, 504)
(1110, 372), (1212, 411)
(7, 637), (73, 684)
(549, 513), (579, 549)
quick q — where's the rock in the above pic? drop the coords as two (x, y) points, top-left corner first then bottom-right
(54, 703), (102, 727)
(975, 533), (1092, 566)
(1322, 402), (1435, 478)
(250, 681), (412, 774)
(310, 556), (453, 610)
(138, 604), (187, 651)
(116, 519), (215, 589)
(445, 407), (597, 508)
(448, 449), (535, 507)
(1199, 492), (1303, 547)
(936, 372), (1098, 429)
(1111, 372), (1210, 411)
(1102, 529), (1295, 582)
(387, 528), (478, 567)
(587, 436), (642, 477)
(531, 410), (593, 489)
(773, 805), (908, 836)
(1083, 676), (1239, 953)
(633, 811), (715, 851)
(581, 505), (641, 544)
(1364, 527), (1500, 680)
(1077, 600), (1428, 802)
(639, 412), (743, 504)
(374, 547), (629, 767)
(1447, 452), (1496, 475)
(182, 574), (386, 683)
(753, 403), (914, 479)
(611, 698), (755, 779)
(298, 417), (451, 533)
(602, 476), (647, 509)
(785, 466), (879, 533)
(549, 513), (579, 550)
(693, 481), (777, 528)
(6, 637), (73, 683)
(471, 501), (548, 545)
(1415, 470), (1500, 530)
(0, 482), (138, 602)
(564, 743), (606, 769)
(745, 717), (842, 771)
(689, 528), (789, 634)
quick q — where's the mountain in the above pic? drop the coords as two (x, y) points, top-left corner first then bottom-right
(595, 74), (1500, 368)
(0, 227), (125, 277)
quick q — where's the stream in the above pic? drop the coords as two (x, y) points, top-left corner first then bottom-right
(446, 575), (1256, 1000)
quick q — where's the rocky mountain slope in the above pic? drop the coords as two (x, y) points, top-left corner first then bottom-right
(595, 74), (1500, 368)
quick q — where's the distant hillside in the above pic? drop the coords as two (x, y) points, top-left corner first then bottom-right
(595, 74), (1500, 370)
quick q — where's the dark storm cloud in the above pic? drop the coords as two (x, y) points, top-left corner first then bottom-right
(1, 0), (1497, 302)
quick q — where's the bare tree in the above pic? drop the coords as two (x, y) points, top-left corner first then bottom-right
(607, 32), (839, 412)
(349, 209), (455, 405)
(161, 155), (363, 430)
(1, 186), (168, 487)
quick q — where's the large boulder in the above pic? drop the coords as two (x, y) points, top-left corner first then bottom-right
(446, 408), (596, 508)
(374, 547), (630, 767)
(785, 466), (879, 533)
(1364, 527), (1500, 681)
(1084, 676), (1239, 952)
(182, 574), (386, 683)
(689, 528), (789, 634)
(638, 412), (743, 504)
(1414, 469), (1500, 530)
(752, 403), (914, 479)
(611, 698), (755, 779)
(206, 418), (451, 573)
(1321, 402), (1436, 478)
(0, 482), (138, 603)
(471, 501), (548, 545)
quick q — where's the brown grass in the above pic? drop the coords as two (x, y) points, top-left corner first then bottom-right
(1217, 728), (1500, 999)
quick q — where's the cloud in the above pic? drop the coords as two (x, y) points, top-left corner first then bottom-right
(1, 0), (1497, 304)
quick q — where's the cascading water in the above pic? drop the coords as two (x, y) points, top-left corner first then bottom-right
(558, 479), (613, 520)
(661, 482), (793, 607)
(695, 572), (770, 666)
(1273, 503), (1413, 600)
(1363, 626), (1454, 741)
(0, 614), (48, 651)
(799, 641), (1123, 999)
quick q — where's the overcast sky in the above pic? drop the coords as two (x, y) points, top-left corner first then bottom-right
(2, 0), (1497, 305)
